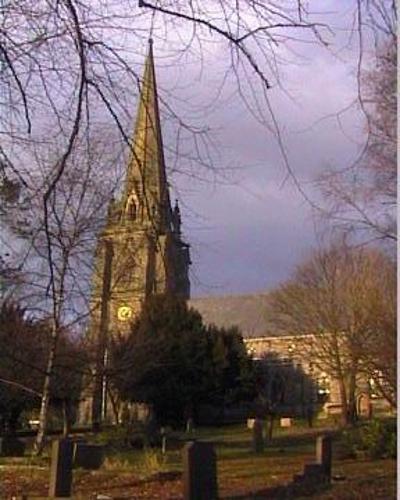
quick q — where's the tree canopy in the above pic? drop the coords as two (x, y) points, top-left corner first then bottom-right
(270, 242), (396, 423)
(0, 301), (86, 434)
(109, 294), (255, 425)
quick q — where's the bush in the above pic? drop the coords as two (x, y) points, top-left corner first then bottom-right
(92, 423), (161, 450)
(341, 427), (361, 458)
(359, 418), (396, 459)
(341, 418), (396, 459)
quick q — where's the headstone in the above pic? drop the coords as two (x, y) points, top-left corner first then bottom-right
(161, 435), (167, 455)
(316, 435), (332, 479)
(186, 418), (194, 433)
(303, 463), (325, 483)
(247, 418), (255, 429)
(49, 439), (73, 498)
(280, 417), (292, 428)
(0, 436), (25, 456)
(252, 418), (264, 453)
(73, 442), (104, 470)
(183, 441), (218, 500)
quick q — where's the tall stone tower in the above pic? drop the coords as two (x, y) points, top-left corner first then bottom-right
(85, 40), (191, 426)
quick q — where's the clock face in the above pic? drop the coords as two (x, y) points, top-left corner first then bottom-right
(117, 305), (133, 322)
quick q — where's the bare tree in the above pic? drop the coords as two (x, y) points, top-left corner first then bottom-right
(270, 241), (395, 424)
(358, 253), (396, 407)
(0, 0), (393, 450)
(0, 0), (335, 452)
(0, 132), (122, 453)
(316, 4), (396, 245)
(0, 1), (335, 196)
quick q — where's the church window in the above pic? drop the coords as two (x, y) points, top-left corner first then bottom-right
(125, 191), (139, 220)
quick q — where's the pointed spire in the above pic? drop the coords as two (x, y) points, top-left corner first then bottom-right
(123, 39), (170, 231)
(172, 199), (182, 234)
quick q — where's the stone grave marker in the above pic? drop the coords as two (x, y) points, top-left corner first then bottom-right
(252, 418), (264, 453)
(247, 418), (255, 429)
(316, 435), (332, 479)
(0, 436), (25, 456)
(303, 462), (325, 482)
(280, 417), (292, 428)
(49, 439), (73, 498)
(73, 442), (104, 470)
(183, 441), (218, 500)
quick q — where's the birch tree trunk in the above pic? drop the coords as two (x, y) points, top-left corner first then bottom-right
(34, 318), (59, 454)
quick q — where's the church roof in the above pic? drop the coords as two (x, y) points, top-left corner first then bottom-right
(189, 293), (287, 338)
(124, 39), (171, 231)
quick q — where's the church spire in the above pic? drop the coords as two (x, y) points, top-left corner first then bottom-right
(123, 39), (170, 232)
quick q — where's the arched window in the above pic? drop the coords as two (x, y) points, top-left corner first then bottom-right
(125, 191), (139, 220)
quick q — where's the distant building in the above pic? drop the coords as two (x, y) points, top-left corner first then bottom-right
(190, 294), (390, 419)
(81, 40), (191, 426)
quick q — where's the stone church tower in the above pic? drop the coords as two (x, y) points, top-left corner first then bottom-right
(83, 40), (191, 426)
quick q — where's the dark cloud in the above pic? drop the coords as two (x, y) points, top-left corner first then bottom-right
(146, 2), (372, 297)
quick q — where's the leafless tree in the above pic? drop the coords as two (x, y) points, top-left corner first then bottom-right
(0, 0), (336, 452)
(316, 2), (396, 245)
(0, 0), (393, 450)
(0, 1), (336, 198)
(0, 132), (123, 453)
(270, 241), (395, 424)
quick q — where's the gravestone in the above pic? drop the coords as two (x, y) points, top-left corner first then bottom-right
(186, 418), (194, 433)
(247, 419), (255, 429)
(252, 418), (264, 453)
(0, 436), (25, 456)
(303, 462), (325, 482)
(73, 442), (104, 470)
(280, 417), (292, 428)
(161, 435), (167, 455)
(183, 441), (218, 500)
(49, 439), (73, 498)
(316, 435), (332, 479)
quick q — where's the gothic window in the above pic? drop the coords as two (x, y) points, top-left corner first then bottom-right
(125, 191), (139, 220)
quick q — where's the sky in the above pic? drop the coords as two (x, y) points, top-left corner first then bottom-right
(149, 2), (369, 297)
(1, 0), (381, 305)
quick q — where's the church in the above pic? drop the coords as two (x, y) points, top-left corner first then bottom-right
(80, 41), (390, 428)
(80, 40), (191, 426)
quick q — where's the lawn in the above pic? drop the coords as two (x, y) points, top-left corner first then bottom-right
(0, 420), (396, 499)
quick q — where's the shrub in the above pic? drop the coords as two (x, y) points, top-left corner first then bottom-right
(341, 418), (396, 459)
(359, 418), (396, 459)
(341, 427), (361, 458)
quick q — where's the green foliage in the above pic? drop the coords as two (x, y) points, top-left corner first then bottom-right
(0, 301), (46, 432)
(359, 419), (396, 459)
(109, 294), (256, 425)
(0, 300), (86, 432)
(341, 419), (396, 459)
(340, 427), (361, 458)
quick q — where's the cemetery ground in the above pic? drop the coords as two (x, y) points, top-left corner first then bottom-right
(0, 418), (396, 499)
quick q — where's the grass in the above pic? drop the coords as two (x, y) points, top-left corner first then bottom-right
(0, 419), (396, 499)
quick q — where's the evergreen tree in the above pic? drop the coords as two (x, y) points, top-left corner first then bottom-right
(109, 294), (255, 425)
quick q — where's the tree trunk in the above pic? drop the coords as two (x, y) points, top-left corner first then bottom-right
(8, 408), (20, 436)
(267, 413), (275, 441)
(62, 400), (71, 438)
(347, 368), (358, 425)
(107, 387), (120, 425)
(34, 319), (58, 455)
(338, 377), (349, 426)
